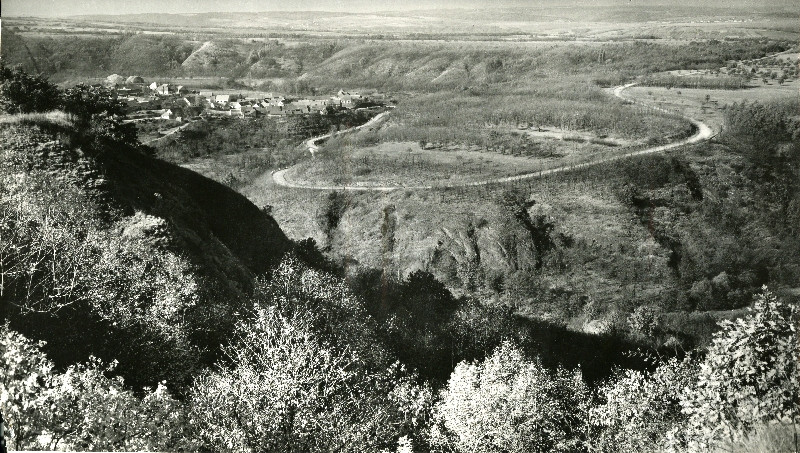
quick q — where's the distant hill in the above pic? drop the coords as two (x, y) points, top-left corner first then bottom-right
(68, 3), (800, 33)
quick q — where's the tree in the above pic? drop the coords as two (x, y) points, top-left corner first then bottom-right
(679, 288), (799, 451)
(61, 84), (138, 146)
(0, 62), (61, 114)
(0, 326), (193, 451)
(42, 358), (193, 451)
(189, 306), (429, 452)
(0, 325), (54, 450)
(433, 341), (590, 453)
(591, 356), (696, 452)
(627, 305), (662, 338)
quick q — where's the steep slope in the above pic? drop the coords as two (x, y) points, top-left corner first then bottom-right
(0, 114), (293, 390)
(1, 117), (292, 281)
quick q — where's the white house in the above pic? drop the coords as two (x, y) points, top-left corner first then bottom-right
(214, 94), (231, 107)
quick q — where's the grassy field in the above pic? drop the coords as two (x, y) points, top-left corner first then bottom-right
(626, 80), (799, 134)
(282, 135), (638, 188)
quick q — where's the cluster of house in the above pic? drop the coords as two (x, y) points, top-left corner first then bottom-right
(105, 74), (380, 122)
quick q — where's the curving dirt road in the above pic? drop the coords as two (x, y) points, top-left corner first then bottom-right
(144, 120), (193, 145)
(272, 85), (713, 192)
(303, 111), (391, 156)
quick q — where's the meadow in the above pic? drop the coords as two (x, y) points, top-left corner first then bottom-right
(627, 79), (798, 133)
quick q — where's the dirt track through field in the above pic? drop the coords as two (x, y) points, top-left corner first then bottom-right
(271, 84), (713, 192)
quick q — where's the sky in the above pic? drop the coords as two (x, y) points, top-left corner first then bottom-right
(2, 0), (789, 16)
(3, 0), (521, 17)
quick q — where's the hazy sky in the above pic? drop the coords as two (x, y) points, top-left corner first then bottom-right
(3, 0), (524, 16)
(3, 0), (788, 16)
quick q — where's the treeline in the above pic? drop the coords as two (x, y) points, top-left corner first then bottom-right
(639, 74), (749, 90)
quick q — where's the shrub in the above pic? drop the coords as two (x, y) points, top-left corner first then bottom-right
(679, 288), (799, 451)
(0, 63), (61, 114)
(0, 326), (193, 451)
(627, 305), (662, 338)
(189, 306), (431, 452)
(0, 325), (54, 450)
(591, 356), (696, 452)
(432, 341), (590, 453)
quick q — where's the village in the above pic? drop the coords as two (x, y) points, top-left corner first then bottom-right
(103, 74), (386, 122)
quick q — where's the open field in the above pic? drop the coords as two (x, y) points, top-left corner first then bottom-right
(282, 135), (640, 188)
(626, 80), (799, 133)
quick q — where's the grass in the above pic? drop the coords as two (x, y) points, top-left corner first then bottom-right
(625, 81), (799, 133)
(0, 111), (75, 128)
(714, 422), (800, 453)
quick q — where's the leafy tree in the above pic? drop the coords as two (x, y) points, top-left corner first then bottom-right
(42, 358), (193, 451)
(0, 62), (61, 114)
(189, 306), (431, 452)
(627, 305), (662, 338)
(679, 288), (799, 451)
(591, 356), (696, 452)
(61, 84), (138, 146)
(61, 84), (126, 119)
(0, 326), (194, 451)
(432, 341), (590, 453)
(0, 325), (54, 450)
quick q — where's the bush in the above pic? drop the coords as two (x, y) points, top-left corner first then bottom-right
(0, 326), (193, 451)
(679, 288), (799, 451)
(189, 306), (431, 452)
(0, 326), (54, 450)
(591, 356), (695, 452)
(432, 341), (590, 453)
(0, 62), (61, 114)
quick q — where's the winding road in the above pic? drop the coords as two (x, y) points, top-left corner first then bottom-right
(303, 110), (390, 156)
(272, 84), (713, 192)
(144, 120), (193, 145)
